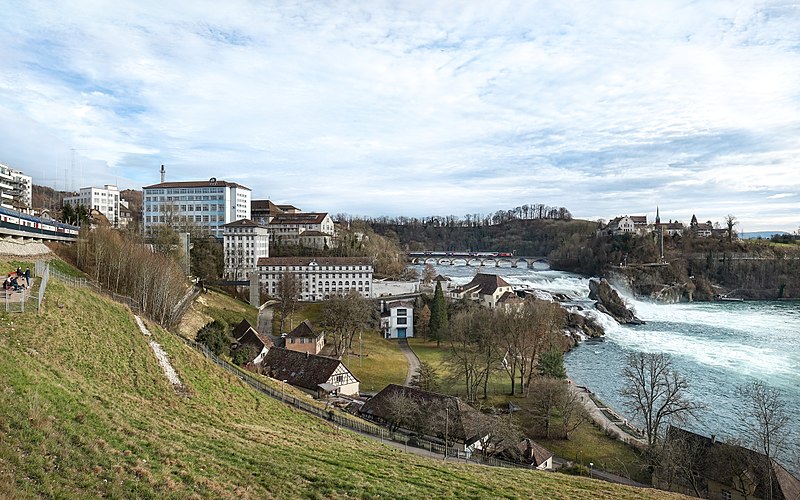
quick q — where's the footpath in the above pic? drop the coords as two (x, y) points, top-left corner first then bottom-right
(397, 339), (420, 386)
(568, 382), (647, 449)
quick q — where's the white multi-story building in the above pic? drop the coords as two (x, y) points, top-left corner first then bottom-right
(142, 178), (251, 238)
(381, 301), (414, 339)
(268, 212), (335, 247)
(0, 163), (32, 210)
(223, 219), (270, 280)
(64, 185), (121, 227)
(257, 257), (373, 302)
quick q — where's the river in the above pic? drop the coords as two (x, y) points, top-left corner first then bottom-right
(411, 262), (800, 470)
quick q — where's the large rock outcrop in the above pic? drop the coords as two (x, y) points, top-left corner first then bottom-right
(588, 278), (645, 325)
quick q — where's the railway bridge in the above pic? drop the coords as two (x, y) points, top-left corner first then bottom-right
(408, 252), (548, 269)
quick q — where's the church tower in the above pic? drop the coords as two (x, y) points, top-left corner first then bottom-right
(655, 206), (664, 261)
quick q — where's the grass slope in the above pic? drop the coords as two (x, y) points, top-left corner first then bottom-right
(0, 272), (682, 498)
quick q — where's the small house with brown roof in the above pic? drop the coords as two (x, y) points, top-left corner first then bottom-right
(261, 347), (359, 397)
(450, 273), (514, 308)
(284, 320), (324, 355)
(359, 384), (489, 457)
(231, 319), (273, 365)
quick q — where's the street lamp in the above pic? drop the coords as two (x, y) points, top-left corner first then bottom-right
(444, 407), (449, 460)
(589, 462), (594, 478)
(281, 379), (287, 402)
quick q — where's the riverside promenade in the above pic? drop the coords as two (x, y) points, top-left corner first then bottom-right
(568, 382), (647, 448)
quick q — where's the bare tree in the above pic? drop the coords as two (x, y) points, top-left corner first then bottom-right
(725, 214), (738, 243)
(620, 352), (700, 447)
(422, 263), (437, 284)
(276, 272), (302, 332)
(446, 307), (501, 401)
(736, 380), (789, 500)
(319, 290), (372, 358)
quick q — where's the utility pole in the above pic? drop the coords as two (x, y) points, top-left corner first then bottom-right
(444, 407), (449, 459)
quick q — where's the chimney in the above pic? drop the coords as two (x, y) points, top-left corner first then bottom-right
(711, 434), (716, 444)
(160, 164), (165, 183)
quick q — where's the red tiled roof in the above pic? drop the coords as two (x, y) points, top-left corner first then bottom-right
(286, 320), (322, 339)
(270, 213), (329, 225)
(222, 218), (267, 228)
(460, 273), (511, 296)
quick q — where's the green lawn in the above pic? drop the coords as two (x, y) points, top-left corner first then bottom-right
(407, 338), (649, 483)
(0, 259), (683, 498)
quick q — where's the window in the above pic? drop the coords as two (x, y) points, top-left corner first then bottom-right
(720, 491), (731, 500)
(397, 317), (407, 325)
(396, 309), (407, 316)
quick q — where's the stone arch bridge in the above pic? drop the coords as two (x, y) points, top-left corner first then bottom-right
(408, 252), (548, 269)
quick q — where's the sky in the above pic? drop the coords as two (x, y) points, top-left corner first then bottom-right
(1, 1), (799, 232)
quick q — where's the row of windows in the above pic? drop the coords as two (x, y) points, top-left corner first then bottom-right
(146, 187), (226, 195)
(262, 265), (369, 271)
(263, 273), (368, 279)
(146, 215), (224, 224)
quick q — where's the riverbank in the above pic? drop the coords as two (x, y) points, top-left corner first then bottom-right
(568, 381), (646, 449)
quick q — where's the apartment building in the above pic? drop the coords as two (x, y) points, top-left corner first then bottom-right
(63, 185), (121, 227)
(0, 163), (32, 210)
(223, 218), (270, 280)
(142, 178), (251, 238)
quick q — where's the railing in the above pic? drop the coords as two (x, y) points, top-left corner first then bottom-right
(36, 259), (532, 471)
(180, 334), (531, 470)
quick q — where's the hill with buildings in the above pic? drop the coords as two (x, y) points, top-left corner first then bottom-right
(0, 257), (683, 499)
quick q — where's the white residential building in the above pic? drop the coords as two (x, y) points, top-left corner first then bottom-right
(257, 257), (373, 302)
(381, 301), (414, 339)
(142, 178), (251, 238)
(64, 185), (121, 227)
(0, 163), (32, 210)
(223, 219), (270, 280)
(268, 212), (335, 247)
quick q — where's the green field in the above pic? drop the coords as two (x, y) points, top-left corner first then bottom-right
(0, 261), (680, 498)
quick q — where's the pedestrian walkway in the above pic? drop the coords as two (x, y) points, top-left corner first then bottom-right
(398, 339), (420, 386)
(568, 382), (646, 448)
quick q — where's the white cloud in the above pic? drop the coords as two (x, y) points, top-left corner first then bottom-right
(0, 0), (799, 230)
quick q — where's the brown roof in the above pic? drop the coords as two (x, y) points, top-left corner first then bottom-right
(270, 213), (329, 225)
(385, 300), (413, 309)
(276, 204), (301, 212)
(517, 438), (553, 467)
(286, 320), (322, 339)
(262, 347), (356, 391)
(666, 427), (800, 500)
(232, 319), (273, 356)
(497, 291), (523, 304)
(460, 273), (511, 296)
(222, 218), (267, 228)
(257, 257), (372, 267)
(251, 199), (284, 213)
(143, 179), (250, 190)
(359, 384), (486, 445)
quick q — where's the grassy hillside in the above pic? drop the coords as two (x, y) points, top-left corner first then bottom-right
(0, 267), (682, 498)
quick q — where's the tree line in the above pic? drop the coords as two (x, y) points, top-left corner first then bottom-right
(61, 227), (189, 326)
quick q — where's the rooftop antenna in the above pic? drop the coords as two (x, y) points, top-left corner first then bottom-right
(160, 164), (166, 183)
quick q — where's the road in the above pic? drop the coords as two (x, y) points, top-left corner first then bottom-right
(398, 339), (420, 386)
(257, 301), (277, 336)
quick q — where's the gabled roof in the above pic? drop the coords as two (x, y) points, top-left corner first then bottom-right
(286, 320), (322, 339)
(276, 204), (301, 212)
(233, 319), (273, 352)
(629, 215), (648, 224)
(262, 348), (356, 391)
(143, 179), (250, 190)
(359, 384), (486, 445)
(459, 273), (511, 296)
(517, 438), (553, 467)
(497, 291), (523, 305)
(222, 218), (267, 229)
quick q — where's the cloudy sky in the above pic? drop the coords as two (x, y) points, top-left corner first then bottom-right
(1, 1), (799, 231)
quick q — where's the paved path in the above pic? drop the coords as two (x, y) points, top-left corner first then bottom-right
(257, 302), (276, 336)
(568, 382), (646, 448)
(398, 339), (420, 386)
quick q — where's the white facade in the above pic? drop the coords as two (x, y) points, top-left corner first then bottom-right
(64, 185), (121, 227)
(257, 257), (373, 301)
(268, 213), (335, 246)
(142, 179), (251, 238)
(223, 219), (270, 280)
(0, 163), (32, 210)
(381, 301), (414, 339)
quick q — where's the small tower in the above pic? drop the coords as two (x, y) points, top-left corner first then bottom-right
(160, 164), (166, 184)
(655, 206), (664, 261)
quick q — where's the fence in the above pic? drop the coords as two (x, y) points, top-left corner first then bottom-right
(183, 335), (531, 470)
(34, 260), (532, 471)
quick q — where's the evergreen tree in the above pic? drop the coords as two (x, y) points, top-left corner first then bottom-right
(410, 361), (440, 392)
(538, 348), (567, 379)
(428, 280), (448, 347)
(196, 320), (229, 356)
(62, 203), (75, 224)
